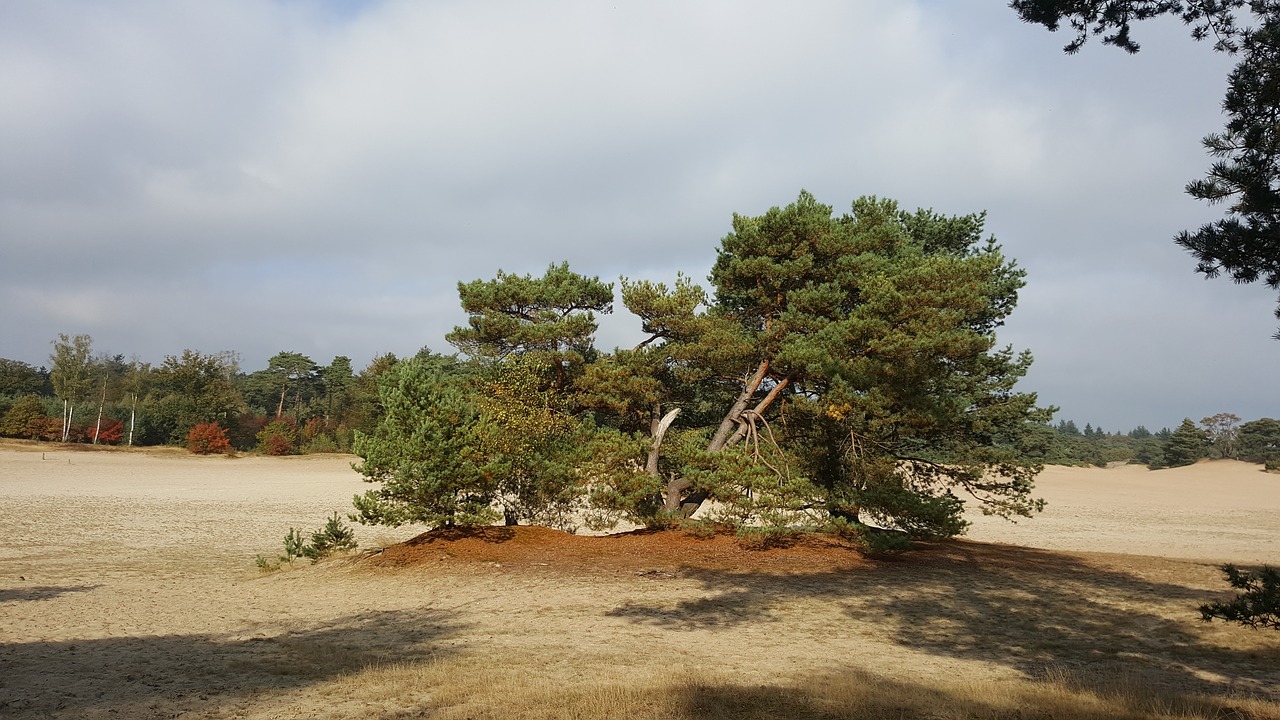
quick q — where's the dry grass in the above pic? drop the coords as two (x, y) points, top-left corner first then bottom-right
(263, 657), (1280, 720)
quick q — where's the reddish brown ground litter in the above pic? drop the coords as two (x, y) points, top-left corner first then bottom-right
(364, 525), (884, 575)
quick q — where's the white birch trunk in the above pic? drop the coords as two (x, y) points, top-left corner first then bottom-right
(93, 379), (106, 444)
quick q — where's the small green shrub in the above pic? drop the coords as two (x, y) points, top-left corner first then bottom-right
(267, 513), (359, 568)
(680, 518), (728, 539)
(283, 527), (307, 560)
(861, 528), (913, 554)
(304, 434), (339, 454)
(305, 512), (358, 559)
(255, 554), (282, 573)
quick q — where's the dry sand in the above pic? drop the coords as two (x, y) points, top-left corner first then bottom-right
(1, 445), (1277, 719)
(963, 460), (1280, 564)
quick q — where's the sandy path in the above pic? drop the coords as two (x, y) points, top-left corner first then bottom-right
(1, 447), (1277, 719)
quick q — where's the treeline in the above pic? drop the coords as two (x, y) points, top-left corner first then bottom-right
(1034, 414), (1280, 470)
(0, 339), (403, 455)
(6, 341), (1276, 472)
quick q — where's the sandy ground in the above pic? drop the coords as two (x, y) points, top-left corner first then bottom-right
(1, 445), (1277, 719)
(963, 460), (1280, 564)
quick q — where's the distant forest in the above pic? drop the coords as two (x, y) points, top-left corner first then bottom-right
(1, 334), (1277, 471)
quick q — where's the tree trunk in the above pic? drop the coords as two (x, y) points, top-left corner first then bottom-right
(706, 360), (770, 453)
(663, 475), (692, 513)
(128, 394), (137, 447)
(93, 379), (106, 445)
(672, 367), (790, 517)
(646, 407), (681, 477)
(277, 382), (287, 419)
(723, 377), (790, 449)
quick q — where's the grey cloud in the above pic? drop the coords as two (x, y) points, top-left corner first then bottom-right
(1, 0), (1276, 431)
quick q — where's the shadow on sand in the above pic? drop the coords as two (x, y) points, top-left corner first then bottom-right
(0, 607), (465, 718)
(608, 542), (1280, 701)
(0, 584), (101, 602)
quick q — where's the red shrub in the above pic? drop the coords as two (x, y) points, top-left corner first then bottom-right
(303, 417), (326, 441)
(265, 433), (293, 456)
(86, 419), (125, 445)
(257, 418), (298, 456)
(187, 422), (232, 455)
(37, 418), (63, 442)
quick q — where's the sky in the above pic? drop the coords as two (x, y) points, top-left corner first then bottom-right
(2, 0), (1277, 433)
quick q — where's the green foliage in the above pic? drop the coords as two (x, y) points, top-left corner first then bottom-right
(0, 358), (51, 396)
(1164, 418), (1210, 468)
(1029, 420), (1175, 467)
(0, 394), (49, 439)
(1201, 412), (1241, 459)
(254, 554), (282, 572)
(352, 351), (594, 531)
(149, 350), (243, 444)
(670, 192), (1049, 539)
(186, 422), (232, 455)
(265, 351), (319, 420)
(352, 352), (497, 528)
(49, 333), (94, 442)
(447, 262), (613, 387)
(257, 418), (298, 455)
(578, 427), (667, 530)
(1239, 417), (1280, 464)
(1200, 564), (1280, 630)
(305, 512), (358, 559)
(283, 527), (307, 560)
(312, 193), (1056, 543)
(470, 355), (590, 528)
(273, 513), (358, 565)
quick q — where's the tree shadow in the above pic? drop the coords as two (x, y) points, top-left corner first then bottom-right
(0, 607), (466, 718)
(607, 541), (1280, 700)
(401, 526), (517, 544)
(0, 584), (101, 602)
(671, 665), (1266, 720)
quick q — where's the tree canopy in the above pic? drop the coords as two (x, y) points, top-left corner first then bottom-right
(352, 192), (1052, 544)
(1010, 1), (1280, 335)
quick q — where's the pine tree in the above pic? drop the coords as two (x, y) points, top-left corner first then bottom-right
(1164, 418), (1210, 468)
(590, 192), (1050, 536)
(352, 352), (495, 528)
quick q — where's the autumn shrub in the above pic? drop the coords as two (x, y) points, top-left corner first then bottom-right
(86, 418), (124, 445)
(257, 418), (298, 456)
(227, 412), (268, 452)
(302, 417), (325, 442)
(0, 394), (47, 438)
(187, 422), (232, 454)
(36, 418), (63, 442)
(304, 434), (339, 454)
